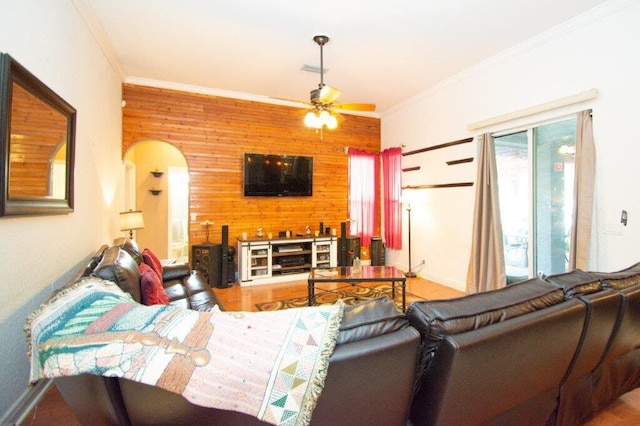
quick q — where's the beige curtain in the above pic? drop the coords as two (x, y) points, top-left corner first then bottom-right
(466, 133), (506, 293)
(569, 110), (596, 270)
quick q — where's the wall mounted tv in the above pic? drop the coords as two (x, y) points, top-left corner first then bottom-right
(243, 153), (313, 197)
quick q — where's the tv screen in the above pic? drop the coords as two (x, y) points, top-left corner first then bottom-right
(244, 153), (313, 197)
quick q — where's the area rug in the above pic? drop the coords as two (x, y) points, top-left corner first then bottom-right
(256, 283), (423, 312)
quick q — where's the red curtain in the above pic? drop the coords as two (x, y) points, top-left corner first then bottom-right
(348, 149), (379, 247)
(382, 147), (402, 249)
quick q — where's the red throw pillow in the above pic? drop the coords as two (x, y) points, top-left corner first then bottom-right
(139, 263), (170, 305)
(142, 248), (163, 279)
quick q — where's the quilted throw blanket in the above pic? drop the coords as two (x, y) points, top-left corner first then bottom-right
(26, 277), (344, 425)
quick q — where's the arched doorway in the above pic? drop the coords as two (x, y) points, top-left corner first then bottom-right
(123, 139), (189, 262)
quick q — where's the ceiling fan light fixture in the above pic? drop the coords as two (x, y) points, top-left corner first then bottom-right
(319, 109), (331, 122)
(304, 110), (320, 128)
(304, 108), (338, 130)
(327, 114), (338, 130)
(300, 34), (373, 135)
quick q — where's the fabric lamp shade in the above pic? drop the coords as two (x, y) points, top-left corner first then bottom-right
(120, 210), (144, 238)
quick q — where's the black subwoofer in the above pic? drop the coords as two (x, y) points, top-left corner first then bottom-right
(192, 243), (222, 288)
(338, 236), (361, 266)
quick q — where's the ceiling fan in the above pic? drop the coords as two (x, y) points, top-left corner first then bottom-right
(302, 35), (375, 131)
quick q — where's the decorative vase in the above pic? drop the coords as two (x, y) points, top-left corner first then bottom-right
(353, 256), (362, 274)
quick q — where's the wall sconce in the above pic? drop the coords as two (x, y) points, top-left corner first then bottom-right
(120, 209), (144, 239)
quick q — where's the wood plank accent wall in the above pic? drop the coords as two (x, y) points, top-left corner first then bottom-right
(122, 84), (381, 248)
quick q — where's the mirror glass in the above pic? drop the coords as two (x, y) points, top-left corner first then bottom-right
(1, 53), (75, 216)
(9, 82), (68, 199)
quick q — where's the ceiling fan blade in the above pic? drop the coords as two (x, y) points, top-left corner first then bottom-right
(333, 103), (376, 112)
(318, 85), (342, 104)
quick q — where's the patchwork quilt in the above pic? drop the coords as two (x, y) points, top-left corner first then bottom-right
(26, 277), (344, 425)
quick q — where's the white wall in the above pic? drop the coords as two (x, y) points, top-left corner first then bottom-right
(382, 0), (640, 291)
(0, 0), (123, 416)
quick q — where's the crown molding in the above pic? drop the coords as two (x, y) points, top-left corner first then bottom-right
(124, 77), (380, 118)
(71, 0), (127, 80)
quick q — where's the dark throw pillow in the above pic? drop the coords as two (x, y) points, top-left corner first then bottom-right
(139, 262), (169, 306)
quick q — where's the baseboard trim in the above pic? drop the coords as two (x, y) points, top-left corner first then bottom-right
(0, 379), (53, 425)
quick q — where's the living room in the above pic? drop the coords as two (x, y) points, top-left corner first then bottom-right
(2, 0), (640, 422)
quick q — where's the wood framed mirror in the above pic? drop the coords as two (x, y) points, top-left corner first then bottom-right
(0, 53), (76, 216)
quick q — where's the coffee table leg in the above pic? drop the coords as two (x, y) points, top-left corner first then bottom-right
(308, 279), (315, 306)
(401, 278), (406, 312)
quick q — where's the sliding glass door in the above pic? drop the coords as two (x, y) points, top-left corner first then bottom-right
(494, 117), (577, 282)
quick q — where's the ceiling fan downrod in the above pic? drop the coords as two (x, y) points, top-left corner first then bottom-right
(313, 35), (329, 89)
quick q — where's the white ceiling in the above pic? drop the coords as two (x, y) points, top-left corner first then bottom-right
(79, 0), (609, 114)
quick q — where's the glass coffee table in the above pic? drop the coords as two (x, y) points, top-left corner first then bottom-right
(308, 266), (407, 311)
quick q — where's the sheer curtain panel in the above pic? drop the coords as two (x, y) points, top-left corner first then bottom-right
(348, 149), (379, 246)
(382, 147), (402, 249)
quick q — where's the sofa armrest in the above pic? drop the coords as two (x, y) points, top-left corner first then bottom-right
(162, 263), (191, 281)
(336, 297), (408, 344)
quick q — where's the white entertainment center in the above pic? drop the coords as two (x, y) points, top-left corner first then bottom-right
(237, 236), (338, 286)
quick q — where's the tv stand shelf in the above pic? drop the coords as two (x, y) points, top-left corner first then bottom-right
(238, 236), (337, 286)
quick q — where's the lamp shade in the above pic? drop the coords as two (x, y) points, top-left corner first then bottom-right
(120, 210), (144, 232)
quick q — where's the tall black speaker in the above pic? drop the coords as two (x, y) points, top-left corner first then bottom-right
(371, 237), (385, 266)
(192, 243), (222, 288)
(339, 222), (348, 267)
(220, 225), (231, 288)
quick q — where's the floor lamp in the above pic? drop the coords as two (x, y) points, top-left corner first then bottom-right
(405, 204), (416, 278)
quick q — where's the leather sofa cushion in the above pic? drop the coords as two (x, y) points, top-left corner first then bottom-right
(407, 278), (565, 338)
(163, 281), (188, 301)
(336, 297), (408, 345)
(112, 237), (143, 265)
(593, 261), (640, 290)
(162, 263), (191, 281)
(182, 270), (210, 295)
(188, 291), (222, 311)
(546, 269), (603, 297)
(93, 246), (142, 303)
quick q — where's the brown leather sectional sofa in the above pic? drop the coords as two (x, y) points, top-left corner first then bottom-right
(47, 240), (640, 425)
(52, 239), (422, 425)
(407, 263), (640, 425)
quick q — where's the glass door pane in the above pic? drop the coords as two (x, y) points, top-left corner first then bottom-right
(533, 118), (576, 276)
(495, 131), (530, 284)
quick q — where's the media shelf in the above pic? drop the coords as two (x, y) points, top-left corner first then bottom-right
(238, 236), (337, 286)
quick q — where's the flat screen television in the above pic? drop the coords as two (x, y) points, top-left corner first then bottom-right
(243, 153), (313, 197)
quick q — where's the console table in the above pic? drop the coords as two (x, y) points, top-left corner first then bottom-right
(308, 266), (407, 311)
(238, 236), (337, 286)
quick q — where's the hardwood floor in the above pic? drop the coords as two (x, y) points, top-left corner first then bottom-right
(24, 277), (640, 425)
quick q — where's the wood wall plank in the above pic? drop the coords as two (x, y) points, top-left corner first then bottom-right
(122, 84), (381, 248)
